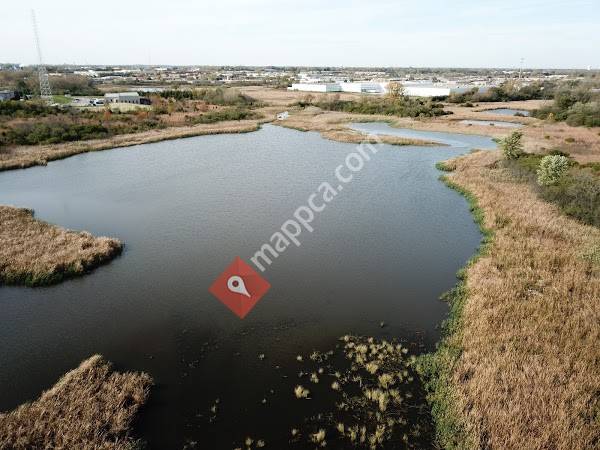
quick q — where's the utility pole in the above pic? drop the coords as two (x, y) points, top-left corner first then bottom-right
(31, 10), (53, 103)
(519, 57), (524, 80)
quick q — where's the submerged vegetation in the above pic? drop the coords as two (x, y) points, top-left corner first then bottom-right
(420, 150), (600, 450)
(227, 335), (432, 449)
(0, 206), (123, 286)
(0, 355), (152, 450)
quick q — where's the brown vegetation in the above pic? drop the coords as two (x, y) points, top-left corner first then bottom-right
(320, 129), (441, 146)
(0, 206), (122, 286)
(423, 149), (600, 450)
(238, 85), (362, 107)
(275, 98), (600, 164)
(0, 355), (152, 450)
(276, 109), (440, 146)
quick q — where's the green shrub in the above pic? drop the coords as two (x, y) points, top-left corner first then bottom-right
(314, 95), (447, 118)
(160, 87), (257, 107)
(500, 131), (524, 160)
(447, 81), (554, 104)
(0, 101), (62, 118)
(537, 155), (571, 186)
(506, 151), (600, 227)
(185, 108), (259, 124)
(532, 85), (600, 127)
(540, 169), (600, 226)
(6, 122), (110, 145)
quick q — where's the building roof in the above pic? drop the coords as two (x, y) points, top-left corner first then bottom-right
(104, 92), (140, 98)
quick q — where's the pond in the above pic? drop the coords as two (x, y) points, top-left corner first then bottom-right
(483, 108), (530, 116)
(0, 124), (494, 449)
(460, 119), (524, 128)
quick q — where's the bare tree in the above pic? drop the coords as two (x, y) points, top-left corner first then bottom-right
(386, 81), (405, 100)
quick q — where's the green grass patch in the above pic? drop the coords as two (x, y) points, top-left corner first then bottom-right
(52, 95), (72, 105)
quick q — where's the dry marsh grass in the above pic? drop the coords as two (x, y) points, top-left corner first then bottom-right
(277, 110), (441, 146)
(421, 150), (600, 450)
(0, 206), (122, 286)
(279, 99), (600, 164)
(0, 355), (152, 450)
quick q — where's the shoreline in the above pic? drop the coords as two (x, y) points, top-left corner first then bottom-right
(0, 119), (264, 172)
(419, 150), (600, 449)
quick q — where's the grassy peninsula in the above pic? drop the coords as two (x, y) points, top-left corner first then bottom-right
(0, 355), (152, 450)
(0, 206), (122, 286)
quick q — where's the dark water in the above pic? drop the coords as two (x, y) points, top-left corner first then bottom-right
(484, 108), (530, 116)
(0, 124), (493, 449)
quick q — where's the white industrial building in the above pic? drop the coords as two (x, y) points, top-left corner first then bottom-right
(289, 83), (341, 93)
(338, 82), (385, 94)
(401, 82), (488, 97)
(289, 81), (489, 98)
(289, 82), (385, 94)
(104, 92), (141, 104)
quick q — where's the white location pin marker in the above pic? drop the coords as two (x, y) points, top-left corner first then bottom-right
(227, 275), (251, 298)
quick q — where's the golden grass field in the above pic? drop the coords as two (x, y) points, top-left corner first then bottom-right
(0, 206), (122, 286)
(428, 150), (600, 450)
(0, 355), (152, 450)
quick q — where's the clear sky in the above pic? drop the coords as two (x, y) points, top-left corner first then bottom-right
(2, 0), (599, 68)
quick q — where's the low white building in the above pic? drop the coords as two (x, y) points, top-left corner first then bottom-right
(104, 92), (141, 104)
(289, 83), (341, 93)
(400, 83), (489, 97)
(339, 82), (385, 94)
(288, 81), (489, 98)
(289, 82), (385, 94)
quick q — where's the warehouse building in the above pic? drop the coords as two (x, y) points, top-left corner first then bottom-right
(288, 81), (489, 98)
(289, 83), (341, 93)
(104, 92), (141, 104)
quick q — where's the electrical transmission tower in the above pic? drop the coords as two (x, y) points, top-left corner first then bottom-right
(31, 10), (53, 103)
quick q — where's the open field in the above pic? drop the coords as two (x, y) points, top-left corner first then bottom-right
(0, 355), (152, 450)
(239, 85), (362, 106)
(0, 205), (123, 286)
(420, 150), (600, 450)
